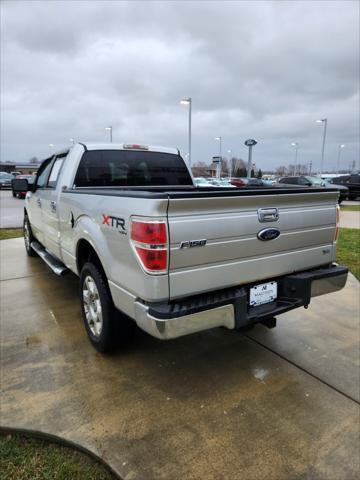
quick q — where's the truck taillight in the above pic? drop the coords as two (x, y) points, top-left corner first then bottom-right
(130, 218), (168, 274)
(334, 204), (340, 242)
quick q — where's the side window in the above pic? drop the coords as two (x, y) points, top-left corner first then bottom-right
(47, 158), (64, 188)
(298, 177), (310, 186)
(282, 177), (294, 184)
(36, 160), (53, 189)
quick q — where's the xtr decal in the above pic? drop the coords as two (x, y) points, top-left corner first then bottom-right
(102, 214), (127, 235)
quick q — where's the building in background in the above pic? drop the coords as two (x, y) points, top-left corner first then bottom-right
(0, 163), (41, 174)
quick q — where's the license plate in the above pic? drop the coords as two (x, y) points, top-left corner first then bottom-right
(249, 281), (277, 307)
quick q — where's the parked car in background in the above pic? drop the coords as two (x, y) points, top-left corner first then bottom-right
(11, 174), (36, 198)
(193, 177), (235, 188)
(229, 177), (248, 187)
(193, 176), (213, 187)
(0, 172), (14, 189)
(278, 176), (349, 203)
(230, 178), (274, 188)
(329, 174), (360, 201)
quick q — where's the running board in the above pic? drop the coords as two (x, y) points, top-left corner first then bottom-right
(31, 241), (69, 276)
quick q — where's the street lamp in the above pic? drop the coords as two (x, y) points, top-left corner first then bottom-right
(244, 139), (257, 177)
(337, 144), (345, 174)
(227, 149), (232, 179)
(105, 126), (113, 142)
(180, 98), (192, 167)
(215, 136), (222, 179)
(316, 118), (327, 176)
(291, 142), (299, 175)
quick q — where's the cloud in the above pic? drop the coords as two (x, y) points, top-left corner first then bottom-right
(1, 0), (359, 172)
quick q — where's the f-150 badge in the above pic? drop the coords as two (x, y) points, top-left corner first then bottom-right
(180, 239), (207, 249)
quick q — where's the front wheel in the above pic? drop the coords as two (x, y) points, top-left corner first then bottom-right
(80, 262), (135, 353)
(24, 215), (37, 257)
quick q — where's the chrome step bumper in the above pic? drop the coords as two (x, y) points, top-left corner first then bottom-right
(133, 265), (348, 340)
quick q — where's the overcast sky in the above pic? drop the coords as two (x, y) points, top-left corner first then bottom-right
(1, 0), (359, 171)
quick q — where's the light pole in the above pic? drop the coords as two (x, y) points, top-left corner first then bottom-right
(316, 118), (327, 176)
(308, 161), (312, 175)
(244, 139), (257, 177)
(215, 136), (222, 178)
(291, 142), (299, 175)
(180, 98), (192, 167)
(105, 126), (113, 142)
(227, 149), (232, 179)
(337, 144), (345, 174)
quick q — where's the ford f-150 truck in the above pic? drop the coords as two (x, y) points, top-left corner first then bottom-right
(15, 143), (348, 352)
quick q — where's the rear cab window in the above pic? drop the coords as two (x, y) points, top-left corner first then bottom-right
(73, 150), (193, 188)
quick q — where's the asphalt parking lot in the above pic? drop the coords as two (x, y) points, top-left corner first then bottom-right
(0, 190), (24, 228)
(1, 238), (359, 479)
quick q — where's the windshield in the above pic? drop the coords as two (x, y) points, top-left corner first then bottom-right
(308, 177), (324, 185)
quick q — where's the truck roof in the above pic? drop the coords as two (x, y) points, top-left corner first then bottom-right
(80, 143), (179, 155)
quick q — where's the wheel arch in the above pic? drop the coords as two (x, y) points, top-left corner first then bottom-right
(76, 238), (106, 279)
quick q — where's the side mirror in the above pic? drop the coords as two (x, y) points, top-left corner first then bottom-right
(11, 178), (31, 194)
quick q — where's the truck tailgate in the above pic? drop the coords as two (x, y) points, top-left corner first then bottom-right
(167, 189), (338, 299)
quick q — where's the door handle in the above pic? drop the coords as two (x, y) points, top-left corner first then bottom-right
(37, 198), (41, 208)
(258, 208), (279, 222)
(50, 201), (57, 213)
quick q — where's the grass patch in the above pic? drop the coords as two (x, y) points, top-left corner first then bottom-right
(0, 433), (115, 480)
(337, 228), (360, 281)
(341, 205), (360, 212)
(0, 228), (23, 240)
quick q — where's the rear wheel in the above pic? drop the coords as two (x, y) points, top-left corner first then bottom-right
(80, 262), (135, 353)
(23, 215), (37, 257)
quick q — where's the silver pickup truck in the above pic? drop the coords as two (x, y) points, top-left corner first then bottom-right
(15, 143), (348, 352)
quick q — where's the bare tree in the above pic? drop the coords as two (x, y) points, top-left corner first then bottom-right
(230, 157), (246, 177)
(191, 161), (209, 176)
(221, 158), (229, 175)
(275, 165), (287, 176)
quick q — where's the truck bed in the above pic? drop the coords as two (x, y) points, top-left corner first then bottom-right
(62, 185), (338, 301)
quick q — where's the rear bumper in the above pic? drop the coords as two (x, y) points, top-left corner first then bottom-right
(134, 264), (348, 340)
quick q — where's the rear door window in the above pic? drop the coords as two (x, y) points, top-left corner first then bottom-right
(281, 177), (296, 184)
(47, 158), (64, 188)
(74, 150), (193, 187)
(36, 159), (53, 189)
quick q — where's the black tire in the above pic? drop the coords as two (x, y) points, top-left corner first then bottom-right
(79, 262), (135, 353)
(23, 215), (37, 257)
(12, 190), (16, 197)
